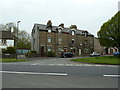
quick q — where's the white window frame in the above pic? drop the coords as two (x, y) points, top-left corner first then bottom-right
(47, 45), (52, 52)
(48, 29), (51, 33)
(72, 39), (75, 44)
(72, 31), (75, 36)
(48, 37), (52, 43)
(58, 38), (62, 44)
(58, 29), (61, 33)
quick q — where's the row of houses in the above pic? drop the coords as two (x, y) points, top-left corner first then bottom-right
(31, 21), (119, 57)
(31, 21), (94, 57)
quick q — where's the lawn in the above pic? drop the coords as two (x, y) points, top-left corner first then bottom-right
(0, 58), (28, 62)
(71, 56), (120, 65)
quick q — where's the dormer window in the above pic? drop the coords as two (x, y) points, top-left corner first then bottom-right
(82, 31), (88, 37)
(72, 31), (75, 36)
(58, 26), (63, 33)
(48, 29), (51, 33)
(58, 29), (61, 33)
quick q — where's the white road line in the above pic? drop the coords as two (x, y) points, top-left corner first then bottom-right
(75, 64), (83, 66)
(31, 62), (45, 65)
(103, 75), (120, 78)
(57, 64), (64, 66)
(2, 63), (119, 67)
(30, 63), (119, 67)
(83, 64), (93, 66)
(0, 71), (68, 76)
(48, 64), (55, 66)
(31, 63), (39, 65)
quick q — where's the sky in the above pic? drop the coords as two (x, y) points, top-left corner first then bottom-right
(0, 0), (119, 37)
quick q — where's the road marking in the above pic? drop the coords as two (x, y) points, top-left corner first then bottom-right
(31, 62), (45, 65)
(48, 64), (55, 66)
(74, 64), (83, 66)
(29, 63), (119, 67)
(103, 75), (120, 78)
(31, 63), (39, 65)
(0, 71), (68, 76)
(57, 64), (64, 66)
(2, 63), (119, 67)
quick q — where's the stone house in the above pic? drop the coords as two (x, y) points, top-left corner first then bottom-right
(94, 37), (119, 55)
(0, 31), (13, 54)
(31, 22), (94, 57)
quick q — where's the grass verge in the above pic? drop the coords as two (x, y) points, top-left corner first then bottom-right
(71, 56), (120, 65)
(0, 58), (28, 62)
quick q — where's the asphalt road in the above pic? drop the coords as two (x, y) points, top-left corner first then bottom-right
(2, 64), (119, 88)
(1, 57), (119, 88)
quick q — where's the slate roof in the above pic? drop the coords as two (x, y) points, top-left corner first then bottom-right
(33, 24), (94, 36)
(0, 31), (13, 39)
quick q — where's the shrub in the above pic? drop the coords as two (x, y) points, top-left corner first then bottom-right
(30, 50), (37, 53)
(108, 56), (113, 58)
(2, 47), (16, 54)
(25, 52), (31, 58)
(25, 51), (37, 58)
(95, 57), (98, 59)
(46, 52), (55, 57)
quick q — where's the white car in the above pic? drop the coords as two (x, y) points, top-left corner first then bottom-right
(90, 52), (100, 57)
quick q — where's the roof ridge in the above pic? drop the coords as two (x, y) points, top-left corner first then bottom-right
(33, 23), (94, 36)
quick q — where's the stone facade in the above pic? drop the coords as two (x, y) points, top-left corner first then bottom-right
(31, 23), (94, 57)
(94, 37), (105, 54)
(0, 31), (14, 54)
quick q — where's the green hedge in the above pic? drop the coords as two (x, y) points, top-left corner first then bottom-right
(2, 47), (16, 54)
(30, 50), (37, 53)
(25, 50), (37, 58)
(46, 52), (55, 57)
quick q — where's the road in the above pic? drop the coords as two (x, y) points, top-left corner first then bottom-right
(1, 57), (119, 88)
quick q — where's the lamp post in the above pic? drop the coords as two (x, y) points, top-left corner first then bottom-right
(16, 21), (20, 59)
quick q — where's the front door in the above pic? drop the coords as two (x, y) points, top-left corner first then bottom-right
(79, 49), (81, 55)
(40, 46), (44, 57)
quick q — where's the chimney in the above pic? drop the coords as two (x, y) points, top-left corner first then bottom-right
(70, 25), (77, 29)
(47, 20), (52, 28)
(59, 23), (64, 28)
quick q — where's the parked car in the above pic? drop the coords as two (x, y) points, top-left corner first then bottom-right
(113, 52), (120, 56)
(90, 52), (100, 57)
(61, 52), (74, 58)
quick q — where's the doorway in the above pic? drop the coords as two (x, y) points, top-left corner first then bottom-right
(40, 46), (44, 57)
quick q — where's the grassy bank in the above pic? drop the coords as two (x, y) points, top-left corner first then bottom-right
(0, 58), (27, 62)
(71, 56), (120, 65)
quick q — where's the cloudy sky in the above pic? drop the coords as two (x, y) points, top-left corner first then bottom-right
(0, 0), (119, 37)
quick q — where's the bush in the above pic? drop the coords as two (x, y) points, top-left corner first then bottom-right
(25, 51), (37, 58)
(30, 50), (37, 53)
(25, 52), (31, 58)
(46, 52), (55, 57)
(2, 47), (16, 54)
